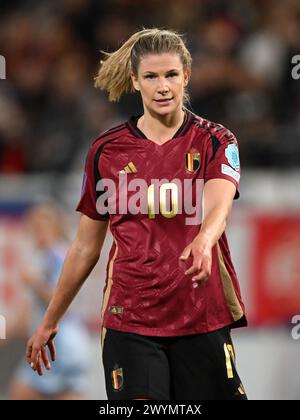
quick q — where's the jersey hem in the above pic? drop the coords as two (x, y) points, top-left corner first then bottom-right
(102, 315), (246, 337)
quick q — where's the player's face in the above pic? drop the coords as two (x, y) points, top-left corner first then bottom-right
(131, 53), (190, 116)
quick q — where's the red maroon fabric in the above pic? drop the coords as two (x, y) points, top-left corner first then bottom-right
(76, 111), (246, 336)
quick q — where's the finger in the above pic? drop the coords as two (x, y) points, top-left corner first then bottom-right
(41, 346), (51, 370)
(185, 264), (201, 276)
(192, 271), (210, 286)
(30, 349), (41, 371)
(30, 346), (40, 369)
(201, 255), (211, 273)
(48, 340), (56, 362)
(193, 258), (211, 282)
(26, 342), (33, 365)
(179, 246), (192, 261)
(36, 354), (43, 376)
(192, 272), (209, 282)
(185, 253), (202, 275)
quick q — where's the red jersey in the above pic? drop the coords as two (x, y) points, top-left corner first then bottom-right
(76, 110), (247, 336)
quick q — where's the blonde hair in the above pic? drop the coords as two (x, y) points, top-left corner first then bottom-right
(94, 28), (192, 106)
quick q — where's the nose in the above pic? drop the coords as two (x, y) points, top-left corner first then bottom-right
(157, 77), (170, 95)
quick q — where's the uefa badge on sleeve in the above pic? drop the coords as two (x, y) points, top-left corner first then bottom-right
(225, 144), (240, 171)
(185, 149), (201, 174)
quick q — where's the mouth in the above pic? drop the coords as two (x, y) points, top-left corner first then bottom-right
(154, 97), (174, 104)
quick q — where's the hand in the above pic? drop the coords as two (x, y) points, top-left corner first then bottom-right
(179, 233), (212, 288)
(26, 324), (58, 376)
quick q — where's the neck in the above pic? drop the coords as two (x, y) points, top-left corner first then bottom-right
(138, 107), (186, 143)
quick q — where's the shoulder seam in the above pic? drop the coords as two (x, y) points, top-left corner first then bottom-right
(180, 112), (196, 137)
(92, 123), (127, 145)
(93, 137), (120, 190)
(92, 137), (120, 220)
(193, 117), (236, 144)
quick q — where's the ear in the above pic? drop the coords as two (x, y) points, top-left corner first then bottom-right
(131, 72), (140, 91)
(183, 68), (191, 87)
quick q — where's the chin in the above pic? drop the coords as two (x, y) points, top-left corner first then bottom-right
(153, 104), (178, 116)
(156, 107), (172, 114)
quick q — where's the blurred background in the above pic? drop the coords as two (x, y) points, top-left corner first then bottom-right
(0, 0), (300, 400)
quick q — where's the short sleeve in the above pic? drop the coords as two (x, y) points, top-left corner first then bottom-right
(76, 146), (109, 221)
(204, 132), (241, 199)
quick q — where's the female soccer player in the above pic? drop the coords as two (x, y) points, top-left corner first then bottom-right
(26, 28), (247, 400)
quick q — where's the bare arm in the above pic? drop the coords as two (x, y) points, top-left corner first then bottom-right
(43, 215), (108, 328)
(26, 214), (109, 374)
(180, 179), (236, 286)
(198, 178), (235, 246)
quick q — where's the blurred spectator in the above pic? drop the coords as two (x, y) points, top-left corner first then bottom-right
(8, 202), (91, 400)
(0, 95), (28, 173)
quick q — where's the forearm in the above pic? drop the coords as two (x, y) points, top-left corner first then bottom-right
(194, 179), (236, 249)
(42, 241), (99, 328)
(197, 203), (230, 248)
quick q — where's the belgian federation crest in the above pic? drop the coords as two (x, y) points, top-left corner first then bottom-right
(185, 149), (201, 173)
(111, 365), (124, 391)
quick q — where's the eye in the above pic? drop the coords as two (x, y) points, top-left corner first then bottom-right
(167, 73), (178, 78)
(145, 74), (156, 79)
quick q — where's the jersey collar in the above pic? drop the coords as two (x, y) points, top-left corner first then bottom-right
(126, 109), (195, 140)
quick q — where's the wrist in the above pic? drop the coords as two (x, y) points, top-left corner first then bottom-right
(42, 315), (58, 331)
(195, 231), (213, 249)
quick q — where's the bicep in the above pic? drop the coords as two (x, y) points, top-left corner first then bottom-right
(203, 178), (236, 217)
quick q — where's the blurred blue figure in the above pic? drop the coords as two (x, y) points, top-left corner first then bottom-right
(9, 203), (90, 400)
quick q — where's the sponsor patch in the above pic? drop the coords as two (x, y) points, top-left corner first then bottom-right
(221, 164), (240, 182)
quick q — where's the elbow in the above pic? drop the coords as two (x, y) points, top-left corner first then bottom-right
(71, 240), (100, 263)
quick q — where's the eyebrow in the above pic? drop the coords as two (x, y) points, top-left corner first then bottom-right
(142, 69), (180, 75)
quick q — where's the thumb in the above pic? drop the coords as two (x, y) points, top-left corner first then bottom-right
(179, 246), (192, 261)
